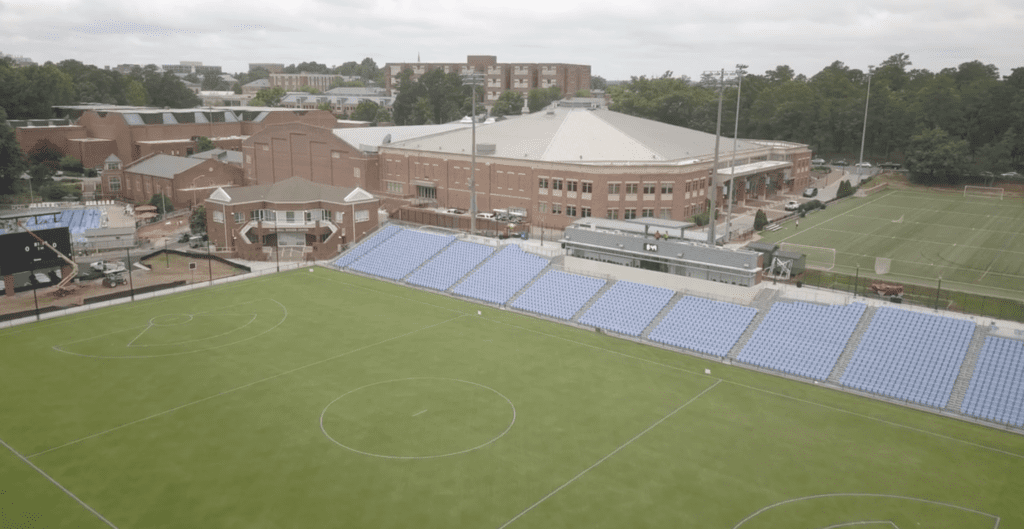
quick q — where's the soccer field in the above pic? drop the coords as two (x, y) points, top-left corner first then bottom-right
(1, 269), (1022, 528)
(758, 188), (1024, 302)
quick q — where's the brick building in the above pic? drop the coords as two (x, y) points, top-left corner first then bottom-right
(101, 153), (244, 210)
(269, 73), (345, 92)
(240, 105), (812, 231)
(204, 177), (379, 261)
(14, 106), (338, 171)
(385, 55), (591, 103)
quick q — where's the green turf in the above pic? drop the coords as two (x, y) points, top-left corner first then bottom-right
(758, 188), (1024, 302)
(1, 269), (1022, 528)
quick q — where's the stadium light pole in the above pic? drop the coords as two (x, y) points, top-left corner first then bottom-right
(725, 64), (747, 243)
(462, 73), (484, 236)
(857, 66), (873, 177)
(703, 68), (729, 247)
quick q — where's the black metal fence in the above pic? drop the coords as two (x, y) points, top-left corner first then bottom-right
(800, 269), (1024, 323)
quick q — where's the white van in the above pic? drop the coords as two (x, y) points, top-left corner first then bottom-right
(476, 212), (495, 220)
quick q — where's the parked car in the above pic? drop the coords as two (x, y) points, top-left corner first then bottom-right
(784, 200), (800, 211)
(878, 162), (901, 170)
(855, 162), (872, 168)
(90, 260), (123, 273)
(832, 160), (849, 166)
(1001, 171), (1022, 179)
(802, 187), (818, 198)
(811, 158), (826, 165)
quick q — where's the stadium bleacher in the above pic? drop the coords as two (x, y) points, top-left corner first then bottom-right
(736, 301), (866, 380)
(840, 307), (975, 409)
(649, 296), (759, 357)
(451, 244), (548, 304)
(578, 281), (674, 337)
(334, 225), (401, 268)
(406, 240), (495, 292)
(961, 336), (1024, 427)
(510, 270), (606, 320)
(348, 229), (455, 281)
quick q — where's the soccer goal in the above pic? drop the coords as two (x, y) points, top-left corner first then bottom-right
(779, 242), (836, 271)
(964, 185), (1004, 200)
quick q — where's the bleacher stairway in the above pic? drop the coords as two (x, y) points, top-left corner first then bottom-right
(826, 305), (878, 383)
(945, 325), (991, 412)
(641, 292), (687, 340)
(571, 279), (617, 323)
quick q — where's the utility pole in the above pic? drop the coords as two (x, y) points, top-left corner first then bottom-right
(706, 69), (726, 247)
(857, 66), (873, 177)
(462, 73), (484, 236)
(725, 64), (746, 243)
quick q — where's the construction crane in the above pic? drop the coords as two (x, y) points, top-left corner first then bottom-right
(17, 220), (79, 297)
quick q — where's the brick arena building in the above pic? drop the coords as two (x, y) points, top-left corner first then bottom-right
(240, 103), (812, 232)
(101, 153), (244, 210)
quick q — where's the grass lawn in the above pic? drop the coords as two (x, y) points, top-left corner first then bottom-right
(1, 269), (1022, 528)
(758, 188), (1024, 302)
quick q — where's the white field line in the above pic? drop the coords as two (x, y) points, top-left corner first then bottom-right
(774, 191), (896, 245)
(819, 522), (898, 529)
(812, 226), (1024, 259)
(829, 248), (1024, 284)
(497, 380), (721, 529)
(0, 272), (277, 338)
(412, 409), (428, 417)
(841, 212), (1024, 237)
(27, 314), (468, 459)
(732, 493), (999, 529)
(482, 316), (1024, 462)
(0, 437), (120, 528)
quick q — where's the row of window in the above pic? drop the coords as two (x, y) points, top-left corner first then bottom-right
(537, 203), (679, 220)
(214, 209), (370, 224)
(541, 178), (692, 196)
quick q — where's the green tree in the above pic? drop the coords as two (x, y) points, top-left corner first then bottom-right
(491, 91), (524, 117)
(58, 156), (84, 173)
(149, 193), (174, 214)
(527, 86), (562, 112)
(125, 79), (148, 106)
(190, 206), (207, 234)
(250, 87), (286, 107)
(0, 107), (26, 195)
(753, 209), (768, 231)
(195, 136), (215, 153)
(905, 127), (970, 184)
(298, 85), (322, 95)
(317, 101), (334, 112)
(391, 68), (470, 125)
(836, 180), (855, 199)
(27, 140), (63, 171)
(375, 107), (393, 124)
(350, 100), (381, 122)
(590, 76), (607, 91)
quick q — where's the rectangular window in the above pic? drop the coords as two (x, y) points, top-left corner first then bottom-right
(387, 182), (403, 194)
(213, 210), (224, 223)
(567, 180), (577, 192)
(566, 205), (576, 216)
(624, 208), (637, 219)
(581, 207), (591, 218)
(355, 210), (370, 223)
(106, 162), (119, 170)
(304, 211), (313, 222)
(109, 177), (121, 192)
(552, 203), (562, 214)
(625, 183), (638, 194)
(642, 208), (654, 218)
(659, 208), (671, 219)
(606, 209), (619, 220)
(538, 202), (548, 213)
(552, 179), (563, 191)
(538, 177), (548, 189)
(643, 183), (656, 195)
(661, 182), (674, 195)
(285, 211), (296, 223)
(233, 212), (243, 224)
(354, 167), (361, 179)
(335, 211), (344, 222)
(582, 182), (593, 193)
(608, 183), (620, 195)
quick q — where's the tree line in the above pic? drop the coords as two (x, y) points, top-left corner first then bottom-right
(609, 54), (1024, 184)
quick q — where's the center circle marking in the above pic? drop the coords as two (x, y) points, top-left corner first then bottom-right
(150, 313), (193, 326)
(319, 377), (516, 459)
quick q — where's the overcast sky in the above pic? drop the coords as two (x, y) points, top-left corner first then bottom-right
(1, 0), (1022, 81)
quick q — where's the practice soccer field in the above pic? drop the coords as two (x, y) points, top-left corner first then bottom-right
(758, 188), (1024, 302)
(1, 269), (1022, 528)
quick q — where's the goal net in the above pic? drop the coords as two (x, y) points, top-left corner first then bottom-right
(964, 185), (1004, 200)
(875, 257), (892, 275)
(778, 242), (836, 271)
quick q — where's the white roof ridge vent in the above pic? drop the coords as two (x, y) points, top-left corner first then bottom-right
(475, 143), (496, 155)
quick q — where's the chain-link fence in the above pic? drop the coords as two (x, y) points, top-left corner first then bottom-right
(801, 269), (1024, 323)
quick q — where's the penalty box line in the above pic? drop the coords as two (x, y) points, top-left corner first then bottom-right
(0, 436), (120, 529)
(27, 313), (468, 459)
(497, 380), (721, 529)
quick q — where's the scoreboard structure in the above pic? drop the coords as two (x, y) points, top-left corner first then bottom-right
(0, 227), (74, 275)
